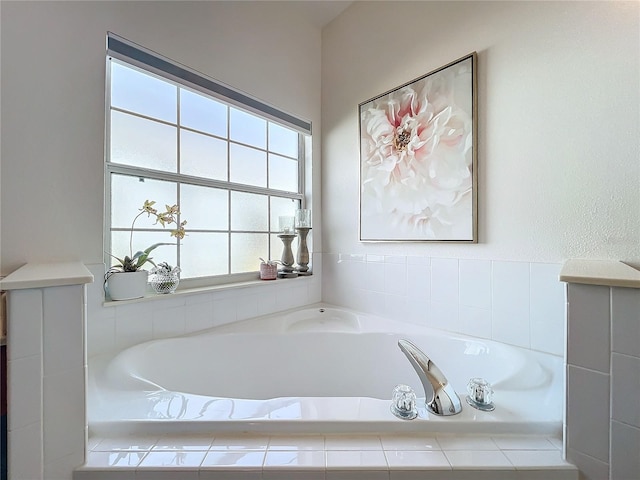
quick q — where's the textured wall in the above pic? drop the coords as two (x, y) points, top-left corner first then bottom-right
(0, 1), (322, 275)
(321, 1), (640, 264)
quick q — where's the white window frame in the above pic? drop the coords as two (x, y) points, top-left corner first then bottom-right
(104, 33), (311, 288)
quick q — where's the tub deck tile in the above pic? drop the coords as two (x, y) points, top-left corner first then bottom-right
(443, 450), (514, 469)
(263, 450), (326, 469)
(324, 434), (384, 450)
(75, 433), (579, 480)
(380, 434), (439, 451)
(201, 450), (265, 468)
(268, 435), (325, 450)
(384, 450), (451, 469)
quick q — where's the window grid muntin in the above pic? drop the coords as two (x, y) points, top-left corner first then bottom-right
(106, 57), (305, 283)
(110, 114), (299, 179)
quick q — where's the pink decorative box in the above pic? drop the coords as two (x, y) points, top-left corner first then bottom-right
(260, 263), (278, 280)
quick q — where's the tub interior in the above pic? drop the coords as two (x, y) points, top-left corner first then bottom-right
(89, 305), (563, 436)
(105, 331), (546, 400)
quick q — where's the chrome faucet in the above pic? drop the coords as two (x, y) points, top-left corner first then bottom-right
(398, 339), (462, 416)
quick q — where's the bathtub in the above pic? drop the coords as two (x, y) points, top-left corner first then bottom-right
(88, 304), (563, 437)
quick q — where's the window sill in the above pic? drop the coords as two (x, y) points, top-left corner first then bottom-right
(102, 273), (315, 307)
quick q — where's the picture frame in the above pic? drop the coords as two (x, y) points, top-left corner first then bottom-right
(358, 52), (477, 242)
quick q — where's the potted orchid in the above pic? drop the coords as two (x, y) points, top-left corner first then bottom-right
(105, 200), (187, 300)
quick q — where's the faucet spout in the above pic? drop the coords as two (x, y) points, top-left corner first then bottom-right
(398, 339), (462, 416)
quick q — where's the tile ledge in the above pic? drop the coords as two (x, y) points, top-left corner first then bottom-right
(559, 259), (640, 288)
(102, 274), (315, 307)
(0, 261), (94, 290)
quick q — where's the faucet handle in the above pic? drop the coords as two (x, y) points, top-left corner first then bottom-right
(390, 384), (418, 420)
(466, 377), (495, 411)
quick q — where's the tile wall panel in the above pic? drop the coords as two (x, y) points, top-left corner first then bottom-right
(565, 448), (608, 480)
(85, 253), (322, 358)
(9, 421), (43, 480)
(566, 284), (610, 373)
(7, 354), (41, 431)
(611, 286), (640, 357)
(43, 366), (85, 462)
(459, 305), (492, 340)
(43, 285), (87, 479)
(431, 258), (459, 306)
(43, 286), (84, 377)
(565, 282), (640, 480)
(430, 300), (460, 333)
(385, 261), (407, 297)
(6, 281), (88, 480)
(566, 366), (610, 463)
(459, 259), (491, 310)
(610, 420), (640, 480)
(322, 254), (564, 356)
(492, 261), (530, 317)
(491, 307), (529, 349)
(7, 289), (42, 360)
(365, 259), (385, 293)
(530, 263), (565, 356)
(322, 255), (640, 480)
(611, 353), (640, 427)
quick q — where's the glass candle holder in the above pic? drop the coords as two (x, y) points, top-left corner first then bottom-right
(295, 209), (311, 228)
(278, 216), (295, 234)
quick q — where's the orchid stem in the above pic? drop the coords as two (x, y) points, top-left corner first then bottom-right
(129, 210), (145, 258)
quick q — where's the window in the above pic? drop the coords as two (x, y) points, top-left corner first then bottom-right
(105, 33), (311, 287)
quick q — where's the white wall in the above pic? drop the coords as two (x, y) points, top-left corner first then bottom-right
(321, 1), (640, 264)
(0, 0), (322, 276)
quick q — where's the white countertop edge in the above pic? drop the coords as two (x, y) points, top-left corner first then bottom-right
(560, 259), (640, 289)
(0, 262), (94, 290)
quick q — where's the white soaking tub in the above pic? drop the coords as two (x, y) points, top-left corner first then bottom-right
(88, 304), (563, 437)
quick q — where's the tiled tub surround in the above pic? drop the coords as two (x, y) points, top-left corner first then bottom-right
(88, 306), (563, 437)
(15, 258), (626, 479)
(85, 259), (322, 357)
(560, 260), (640, 480)
(322, 255), (565, 357)
(1, 262), (94, 480)
(75, 432), (577, 480)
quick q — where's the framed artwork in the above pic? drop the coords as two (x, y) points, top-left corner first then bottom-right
(359, 52), (477, 242)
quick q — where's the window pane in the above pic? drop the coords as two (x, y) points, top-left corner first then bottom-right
(269, 123), (298, 158)
(270, 197), (299, 232)
(107, 54), (306, 283)
(111, 62), (176, 123)
(229, 144), (267, 187)
(180, 89), (227, 137)
(111, 231), (177, 269)
(111, 175), (177, 229)
(231, 233), (268, 274)
(180, 130), (228, 181)
(180, 232), (228, 278)
(111, 111), (177, 171)
(231, 192), (268, 231)
(268, 154), (298, 192)
(180, 184), (228, 230)
(229, 108), (266, 148)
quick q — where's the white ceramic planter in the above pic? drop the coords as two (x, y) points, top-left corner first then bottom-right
(107, 270), (148, 300)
